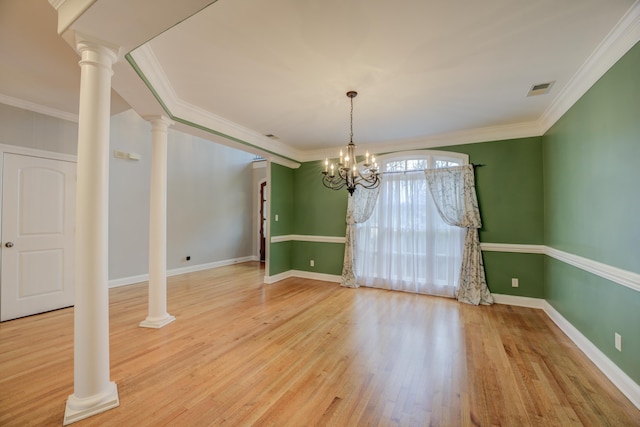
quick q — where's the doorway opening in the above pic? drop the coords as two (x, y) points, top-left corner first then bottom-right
(259, 180), (267, 262)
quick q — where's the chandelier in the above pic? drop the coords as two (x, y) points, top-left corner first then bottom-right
(321, 91), (381, 196)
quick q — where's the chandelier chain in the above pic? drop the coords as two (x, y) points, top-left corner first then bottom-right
(350, 96), (354, 144)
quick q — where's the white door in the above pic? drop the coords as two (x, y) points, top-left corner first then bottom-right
(1, 153), (76, 321)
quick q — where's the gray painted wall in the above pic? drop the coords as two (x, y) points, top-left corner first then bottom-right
(0, 104), (256, 281)
(109, 110), (153, 279)
(166, 123), (255, 269)
(0, 103), (78, 155)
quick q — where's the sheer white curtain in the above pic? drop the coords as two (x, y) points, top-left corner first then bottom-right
(354, 170), (465, 297)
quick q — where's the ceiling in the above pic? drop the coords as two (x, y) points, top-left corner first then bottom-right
(0, 0), (131, 119)
(1, 0), (639, 164)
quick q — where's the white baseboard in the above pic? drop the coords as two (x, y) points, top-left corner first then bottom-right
(263, 270), (341, 284)
(543, 301), (640, 410)
(263, 270), (293, 284)
(167, 256), (256, 277)
(108, 256), (257, 288)
(492, 293), (546, 309)
(290, 270), (341, 283)
(109, 273), (149, 288)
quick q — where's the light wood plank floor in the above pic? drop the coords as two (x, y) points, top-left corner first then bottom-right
(0, 262), (638, 426)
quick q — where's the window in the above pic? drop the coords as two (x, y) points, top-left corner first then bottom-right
(354, 151), (467, 297)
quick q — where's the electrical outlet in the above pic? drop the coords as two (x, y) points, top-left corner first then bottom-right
(310, 260), (314, 267)
(511, 278), (519, 287)
(615, 333), (622, 352)
(275, 214), (279, 222)
(186, 255), (191, 261)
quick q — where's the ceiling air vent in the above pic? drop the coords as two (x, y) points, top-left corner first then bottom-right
(527, 81), (555, 97)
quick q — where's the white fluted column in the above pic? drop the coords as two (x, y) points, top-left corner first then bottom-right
(140, 116), (175, 329)
(64, 33), (120, 426)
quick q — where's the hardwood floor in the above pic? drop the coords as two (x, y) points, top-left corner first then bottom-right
(0, 262), (638, 426)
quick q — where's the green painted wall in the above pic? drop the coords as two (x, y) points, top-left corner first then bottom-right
(269, 241), (292, 276)
(542, 41), (640, 384)
(269, 163), (295, 275)
(291, 241), (346, 275)
(270, 163), (295, 237)
(293, 161), (348, 237)
(483, 252), (544, 298)
(436, 137), (544, 245)
(545, 258), (640, 383)
(544, 42), (640, 273)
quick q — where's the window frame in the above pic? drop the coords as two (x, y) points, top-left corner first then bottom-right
(371, 150), (469, 172)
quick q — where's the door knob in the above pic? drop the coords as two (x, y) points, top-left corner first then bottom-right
(5, 242), (13, 248)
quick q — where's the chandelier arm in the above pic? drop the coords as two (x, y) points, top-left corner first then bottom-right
(354, 169), (379, 182)
(355, 169), (372, 180)
(360, 179), (381, 190)
(354, 176), (380, 188)
(332, 182), (348, 190)
(322, 174), (347, 190)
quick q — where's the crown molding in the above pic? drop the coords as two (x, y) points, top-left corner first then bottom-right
(48, 0), (67, 9)
(0, 93), (79, 123)
(265, 156), (300, 169)
(129, 45), (180, 112)
(129, 46), (305, 163)
(171, 98), (304, 160)
(539, 0), (640, 134)
(48, 0), (96, 36)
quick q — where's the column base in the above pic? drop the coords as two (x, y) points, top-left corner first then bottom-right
(63, 381), (119, 425)
(139, 314), (176, 329)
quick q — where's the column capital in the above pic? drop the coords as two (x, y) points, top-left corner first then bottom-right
(144, 115), (174, 130)
(74, 32), (121, 67)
